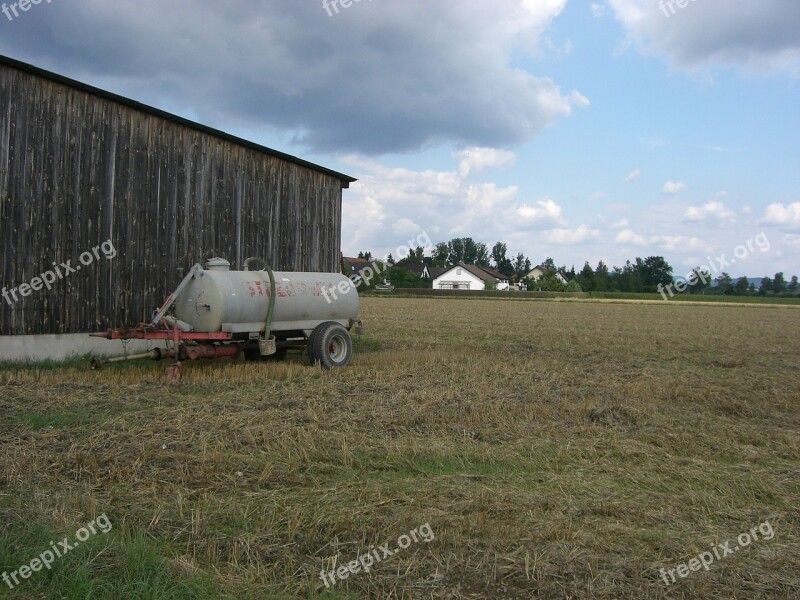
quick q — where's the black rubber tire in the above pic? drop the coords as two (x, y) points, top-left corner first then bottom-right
(308, 322), (353, 369)
(306, 320), (337, 362)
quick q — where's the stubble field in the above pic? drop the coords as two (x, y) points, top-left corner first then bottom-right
(1, 297), (799, 599)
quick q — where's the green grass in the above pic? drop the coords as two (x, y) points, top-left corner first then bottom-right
(0, 355), (95, 371)
(0, 510), (227, 599)
(16, 412), (89, 430)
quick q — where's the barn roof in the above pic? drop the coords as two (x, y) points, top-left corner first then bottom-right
(0, 54), (357, 187)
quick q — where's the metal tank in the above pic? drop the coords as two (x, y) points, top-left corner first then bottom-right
(174, 258), (359, 335)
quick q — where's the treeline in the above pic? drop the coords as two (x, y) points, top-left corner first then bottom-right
(355, 236), (798, 295)
(712, 272), (799, 296)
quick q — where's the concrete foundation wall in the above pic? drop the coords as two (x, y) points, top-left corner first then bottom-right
(0, 334), (167, 363)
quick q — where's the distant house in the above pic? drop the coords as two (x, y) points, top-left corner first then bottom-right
(525, 265), (569, 285)
(342, 256), (386, 284)
(399, 262), (431, 279)
(428, 266), (448, 281)
(476, 265), (511, 291)
(343, 256), (372, 274)
(432, 262), (510, 291)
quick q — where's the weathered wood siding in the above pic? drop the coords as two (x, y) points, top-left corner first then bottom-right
(0, 61), (347, 335)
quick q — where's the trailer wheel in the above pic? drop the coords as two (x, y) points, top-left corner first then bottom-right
(305, 321), (336, 360)
(308, 322), (352, 369)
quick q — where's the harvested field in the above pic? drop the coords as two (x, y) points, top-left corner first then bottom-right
(1, 297), (799, 599)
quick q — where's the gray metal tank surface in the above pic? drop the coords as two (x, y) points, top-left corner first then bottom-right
(173, 260), (359, 335)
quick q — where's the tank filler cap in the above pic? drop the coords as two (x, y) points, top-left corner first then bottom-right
(205, 257), (231, 271)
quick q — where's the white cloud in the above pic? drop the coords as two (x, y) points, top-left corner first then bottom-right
(342, 150), (569, 258)
(543, 225), (600, 245)
(521, 0), (568, 23)
(607, 0), (800, 75)
(663, 180), (686, 195)
(517, 198), (565, 225)
(615, 229), (647, 245)
(685, 200), (736, 223)
(391, 218), (422, 236)
(762, 202), (800, 230)
(610, 219), (629, 229)
(455, 147), (516, 177)
(784, 234), (800, 250)
(654, 235), (707, 252)
(623, 168), (640, 183)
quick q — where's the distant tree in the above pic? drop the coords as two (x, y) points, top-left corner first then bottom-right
(491, 242), (514, 276)
(616, 261), (643, 292)
(759, 276), (773, 295)
(450, 238), (465, 264)
(357, 251), (372, 261)
(491, 241), (505, 267)
(513, 253), (531, 280)
(688, 267), (712, 294)
(789, 275), (799, 292)
(636, 256), (674, 292)
(716, 272), (734, 295)
(435, 237), (489, 266)
(474, 241), (491, 267)
(577, 262), (596, 292)
(433, 242), (450, 265)
(540, 257), (557, 272)
(396, 247), (425, 265)
(386, 253), (395, 266)
(525, 271), (568, 291)
(462, 238), (479, 265)
(734, 276), (750, 295)
(773, 272), (786, 294)
(594, 261), (610, 291)
(386, 267), (427, 289)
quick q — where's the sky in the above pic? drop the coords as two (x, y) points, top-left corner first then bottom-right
(1, 0), (798, 278)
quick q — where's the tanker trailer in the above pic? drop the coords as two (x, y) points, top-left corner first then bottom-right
(91, 257), (363, 378)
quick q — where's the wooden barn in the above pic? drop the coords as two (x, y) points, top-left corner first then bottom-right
(0, 55), (356, 339)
